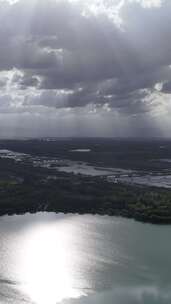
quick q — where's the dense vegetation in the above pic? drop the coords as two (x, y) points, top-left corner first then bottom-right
(0, 138), (171, 224)
(0, 156), (171, 224)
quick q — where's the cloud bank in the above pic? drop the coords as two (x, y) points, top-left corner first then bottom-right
(0, 0), (170, 137)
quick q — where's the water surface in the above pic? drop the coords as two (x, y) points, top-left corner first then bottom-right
(0, 213), (170, 304)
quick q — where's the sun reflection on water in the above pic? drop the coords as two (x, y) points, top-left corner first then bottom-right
(18, 218), (86, 304)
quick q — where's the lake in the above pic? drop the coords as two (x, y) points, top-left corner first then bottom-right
(0, 213), (171, 304)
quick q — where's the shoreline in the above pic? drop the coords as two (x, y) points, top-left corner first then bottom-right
(1, 206), (171, 225)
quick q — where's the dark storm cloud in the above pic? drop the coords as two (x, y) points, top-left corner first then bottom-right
(0, 0), (171, 116)
(0, 79), (7, 89)
(162, 81), (171, 93)
(11, 71), (39, 89)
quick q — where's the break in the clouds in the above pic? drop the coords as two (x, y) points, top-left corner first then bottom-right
(0, 0), (171, 137)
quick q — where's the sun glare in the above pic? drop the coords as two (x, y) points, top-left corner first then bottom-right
(18, 220), (85, 304)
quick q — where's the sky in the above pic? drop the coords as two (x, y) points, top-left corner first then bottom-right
(0, 0), (171, 137)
